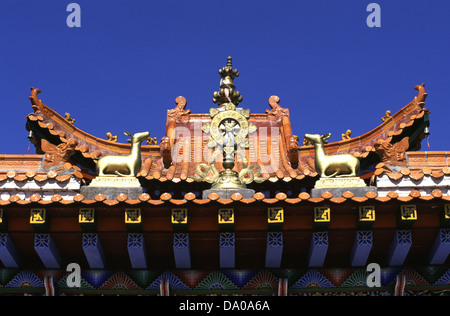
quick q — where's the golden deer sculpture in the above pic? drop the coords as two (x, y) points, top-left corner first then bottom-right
(96, 131), (149, 177)
(304, 133), (360, 178)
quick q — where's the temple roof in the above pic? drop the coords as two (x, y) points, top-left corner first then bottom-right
(0, 67), (448, 275)
(1, 58), (449, 293)
(0, 80), (444, 206)
(24, 82), (429, 187)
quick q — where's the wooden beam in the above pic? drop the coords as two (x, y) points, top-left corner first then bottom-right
(0, 233), (20, 268)
(34, 233), (62, 269)
(387, 230), (412, 266)
(44, 275), (55, 296)
(160, 278), (170, 296)
(82, 233), (105, 269)
(127, 233), (148, 269)
(173, 233), (191, 269)
(278, 278), (288, 296)
(428, 229), (450, 265)
(219, 232), (235, 268)
(350, 231), (373, 267)
(308, 232), (328, 267)
(265, 232), (283, 268)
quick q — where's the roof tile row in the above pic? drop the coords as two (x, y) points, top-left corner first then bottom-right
(374, 164), (450, 181)
(0, 162), (85, 183)
(1, 188), (448, 206)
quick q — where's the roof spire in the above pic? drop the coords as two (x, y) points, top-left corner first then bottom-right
(226, 55), (233, 68)
(213, 56), (243, 107)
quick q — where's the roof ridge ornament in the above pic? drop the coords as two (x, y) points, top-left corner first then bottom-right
(193, 57), (265, 196)
(212, 56), (243, 107)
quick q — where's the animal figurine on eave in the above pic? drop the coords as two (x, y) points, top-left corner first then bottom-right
(96, 131), (150, 177)
(304, 133), (360, 178)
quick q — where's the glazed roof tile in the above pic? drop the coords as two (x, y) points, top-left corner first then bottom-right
(0, 165), (85, 183)
(1, 186), (449, 206)
(375, 154), (450, 180)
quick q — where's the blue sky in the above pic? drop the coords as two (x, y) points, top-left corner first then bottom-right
(1, 0), (449, 155)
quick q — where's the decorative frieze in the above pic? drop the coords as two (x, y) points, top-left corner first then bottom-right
(30, 209), (48, 232)
(171, 208), (188, 232)
(78, 208), (95, 232)
(218, 208), (234, 231)
(358, 206), (375, 229)
(398, 205), (417, 228)
(267, 207), (284, 231)
(314, 177), (366, 189)
(308, 232), (328, 267)
(125, 208), (142, 232)
(313, 206), (330, 230)
(173, 233), (191, 269)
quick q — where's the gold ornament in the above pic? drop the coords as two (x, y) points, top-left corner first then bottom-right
(192, 57), (264, 189)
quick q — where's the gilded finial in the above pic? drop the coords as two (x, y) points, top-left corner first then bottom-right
(192, 57), (264, 188)
(213, 56), (243, 107)
(226, 56), (232, 67)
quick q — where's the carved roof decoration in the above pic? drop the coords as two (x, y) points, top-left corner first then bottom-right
(212, 56), (243, 107)
(2, 72), (448, 286)
(1, 80), (442, 207)
(25, 83), (429, 188)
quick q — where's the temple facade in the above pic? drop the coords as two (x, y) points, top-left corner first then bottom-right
(0, 57), (448, 296)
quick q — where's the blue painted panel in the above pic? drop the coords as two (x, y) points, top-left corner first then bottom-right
(350, 231), (373, 267)
(387, 230), (412, 266)
(34, 234), (62, 269)
(82, 233), (105, 269)
(0, 233), (20, 268)
(308, 232), (328, 267)
(173, 233), (191, 269)
(265, 232), (283, 268)
(219, 233), (235, 268)
(428, 229), (450, 265)
(127, 233), (148, 269)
